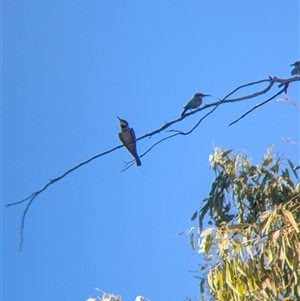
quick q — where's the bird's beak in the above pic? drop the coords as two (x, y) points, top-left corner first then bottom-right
(203, 94), (211, 97)
(290, 64), (295, 66)
(117, 116), (121, 120)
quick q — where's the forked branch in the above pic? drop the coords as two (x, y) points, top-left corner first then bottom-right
(5, 75), (299, 250)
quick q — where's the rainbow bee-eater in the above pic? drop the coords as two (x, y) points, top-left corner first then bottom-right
(181, 92), (211, 117)
(117, 117), (141, 166)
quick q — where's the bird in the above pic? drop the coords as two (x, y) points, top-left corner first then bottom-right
(117, 117), (141, 166)
(181, 92), (211, 117)
(290, 61), (300, 76)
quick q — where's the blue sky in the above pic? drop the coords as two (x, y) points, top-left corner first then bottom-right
(2, 1), (299, 301)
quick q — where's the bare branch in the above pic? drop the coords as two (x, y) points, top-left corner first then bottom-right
(282, 137), (299, 145)
(121, 97), (226, 172)
(228, 86), (287, 126)
(6, 145), (124, 208)
(5, 75), (300, 250)
(7, 144), (125, 251)
(276, 95), (300, 111)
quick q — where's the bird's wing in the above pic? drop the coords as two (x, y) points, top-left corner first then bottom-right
(130, 128), (136, 141)
(185, 98), (196, 109)
(183, 100), (190, 109)
(118, 133), (126, 145)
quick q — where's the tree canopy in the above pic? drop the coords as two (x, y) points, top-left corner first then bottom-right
(189, 147), (300, 300)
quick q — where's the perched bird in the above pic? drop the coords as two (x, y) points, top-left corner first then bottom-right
(117, 117), (141, 166)
(181, 92), (211, 117)
(290, 61), (300, 76)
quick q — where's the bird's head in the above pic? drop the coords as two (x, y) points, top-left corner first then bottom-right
(117, 116), (129, 127)
(194, 92), (211, 98)
(290, 61), (300, 67)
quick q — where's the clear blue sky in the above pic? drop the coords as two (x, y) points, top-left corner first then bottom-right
(2, 1), (299, 301)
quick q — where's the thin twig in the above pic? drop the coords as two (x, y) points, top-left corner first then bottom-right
(7, 144), (125, 250)
(6, 145), (124, 208)
(228, 86), (287, 126)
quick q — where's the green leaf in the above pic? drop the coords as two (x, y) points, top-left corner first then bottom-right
(282, 209), (299, 233)
(190, 211), (198, 221)
(222, 149), (233, 158)
(201, 228), (213, 237)
(287, 159), (299, 180)
(189, 232), (195, 250)
(207, 270), (215, 292)
(200, 278), (205, 294)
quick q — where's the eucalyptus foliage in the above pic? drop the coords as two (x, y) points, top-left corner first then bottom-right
(191, 147), (300, 301)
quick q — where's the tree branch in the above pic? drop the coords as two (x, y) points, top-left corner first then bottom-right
(228, 85), (287, 126)
(5, 75), (300, 250)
